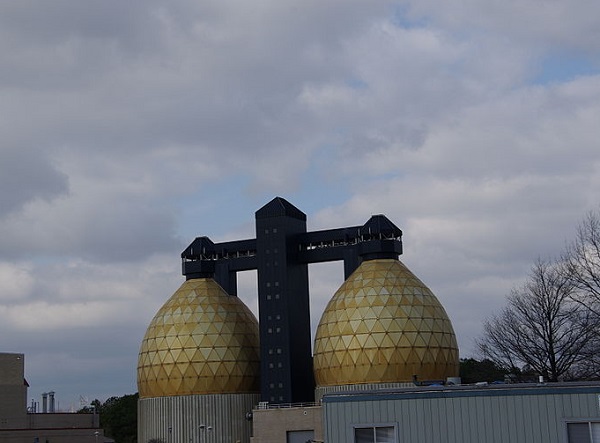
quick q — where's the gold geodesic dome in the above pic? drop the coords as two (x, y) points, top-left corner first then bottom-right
(313, 259), (459, 387)
(137, 278), (260, 398)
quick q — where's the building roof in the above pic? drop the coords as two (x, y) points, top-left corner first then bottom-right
(322, 381), (600, 403)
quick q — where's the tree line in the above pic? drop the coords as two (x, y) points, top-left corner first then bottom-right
(78, 393), (138, 443)
(477, 209), (600, 382)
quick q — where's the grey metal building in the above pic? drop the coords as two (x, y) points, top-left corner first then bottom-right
(322, 382), (600, 443)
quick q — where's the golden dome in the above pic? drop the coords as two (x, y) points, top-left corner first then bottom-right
(313, 259), (459, 387)
(137, 278), (260, 398)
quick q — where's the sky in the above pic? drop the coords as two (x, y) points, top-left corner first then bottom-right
(1, 0), (599, 410)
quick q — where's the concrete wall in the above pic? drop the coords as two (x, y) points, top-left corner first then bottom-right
(28, 412), (99, 429)
(0, 353), (27, 429)
(251, 406), (323, 443)
(0, 427), (107, 443)
(323, 383), (600, 443)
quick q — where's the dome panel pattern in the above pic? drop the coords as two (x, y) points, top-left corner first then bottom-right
(313, 259), (459, 387)
(137, 278), (260, 398)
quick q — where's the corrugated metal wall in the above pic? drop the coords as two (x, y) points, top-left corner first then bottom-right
(324, 387), (600, 443)
(138, 393), (259, 443)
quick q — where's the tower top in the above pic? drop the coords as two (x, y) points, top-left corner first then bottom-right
(255, 197), (306, 221)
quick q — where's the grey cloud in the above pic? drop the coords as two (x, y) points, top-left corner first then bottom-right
(1, 0), (598, 404)
(0, 193), (181, 263)
(0, 148), (68, 217)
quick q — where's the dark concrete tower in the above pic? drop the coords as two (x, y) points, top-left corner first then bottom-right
(255, 198), (314, 403)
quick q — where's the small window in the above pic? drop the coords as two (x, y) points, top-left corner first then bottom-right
(354, 426), (395, 443)
(567, 422), (600, 443)
(287, 430), (314, 443)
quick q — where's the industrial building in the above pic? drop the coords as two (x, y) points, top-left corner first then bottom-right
(137, 197), (459, 442)
(249, 381), (600, 442)
(0, 352), (108, 443)
(137, 197), (600, 442)
(319, 381), (600, 443)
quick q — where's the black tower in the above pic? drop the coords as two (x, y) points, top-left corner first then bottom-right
(181, 197), (402, 404)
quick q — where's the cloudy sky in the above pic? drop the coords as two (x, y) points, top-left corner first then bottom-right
(1, 0), (599, 409)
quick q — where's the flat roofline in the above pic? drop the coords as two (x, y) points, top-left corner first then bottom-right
(322, 381), (600, 403)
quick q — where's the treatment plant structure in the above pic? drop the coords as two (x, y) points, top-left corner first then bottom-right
(137, 197), (460, 443)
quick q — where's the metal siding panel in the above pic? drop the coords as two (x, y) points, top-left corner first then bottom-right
(508, 395), (521, 443)
(468, 396), (478, 441)
(481, 395), (493, 443)
(432, 397), (444, 443)
(512, 395), (525, 443)
(339, 404), (348, 442)
(385, 399), (394, 423)
(537, 394), (552, 443)
(407, 397), (418, 442)
(338, 403), (350, 442)
(447, 397), (460, 443)
(523, 395), (536, 443)
(473, 396), (484, 441)
(425, 398), (434, 443)
(415, 398), (427, 443)
(364, 400), (374, 423)
(585, 392), (600, 416)
(573, 392), (583, 417)
(333, 404), (342, 442)
(491, 395), (507, 443)
(548, 394), (562, 438)
(492, 395), (502, 443)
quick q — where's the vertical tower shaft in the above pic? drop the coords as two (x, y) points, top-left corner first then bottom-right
(255, 198), (314, 403)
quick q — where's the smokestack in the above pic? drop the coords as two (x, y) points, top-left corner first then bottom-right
(49, 391), (55, 413)
(42, 393), (48, 413)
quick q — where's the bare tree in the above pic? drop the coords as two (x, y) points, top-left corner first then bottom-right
(564, 210), (600, 316)
(477, 259), (597, 381)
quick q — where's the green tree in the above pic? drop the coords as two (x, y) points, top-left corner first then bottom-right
(78, 394), (138, 443)
(459, 358), (507, 384)
(100, 393), (138, 443)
